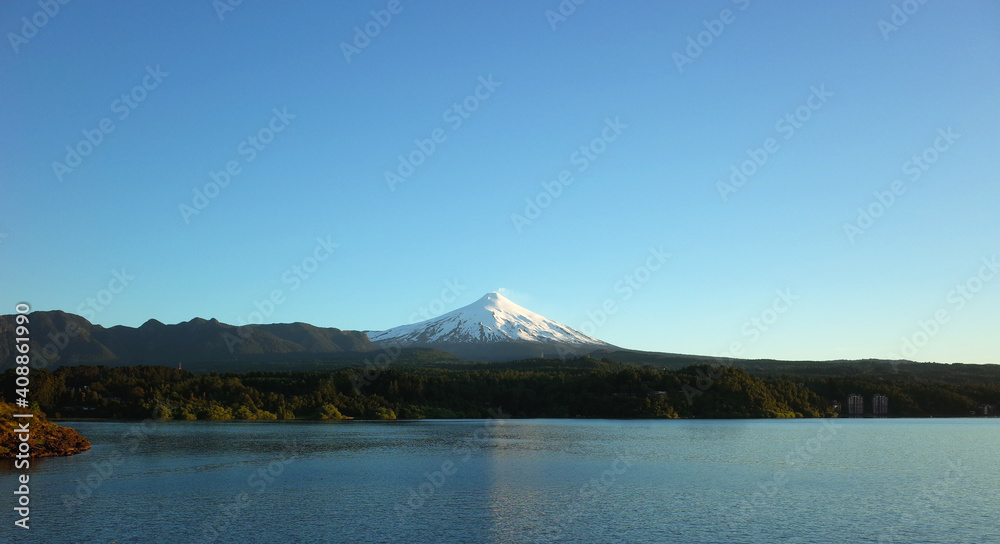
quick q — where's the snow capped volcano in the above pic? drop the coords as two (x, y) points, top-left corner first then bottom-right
(367, 292), (614, 360)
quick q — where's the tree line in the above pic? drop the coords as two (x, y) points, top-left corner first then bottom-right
(2, 358), (997, 420)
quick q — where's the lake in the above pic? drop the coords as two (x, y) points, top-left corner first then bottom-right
(6, 418), (998, 543)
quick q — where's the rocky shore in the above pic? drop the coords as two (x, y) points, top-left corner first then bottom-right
(0, 403), (91, 458)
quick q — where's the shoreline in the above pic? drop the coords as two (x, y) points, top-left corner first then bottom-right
(52, 415), (999, 423)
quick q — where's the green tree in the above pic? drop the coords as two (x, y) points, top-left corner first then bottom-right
(318, 404), (345, 420)
(203, 403), (233, 420)
(235, 405), (256, 420)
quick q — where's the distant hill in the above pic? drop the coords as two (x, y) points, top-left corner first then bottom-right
(0, 310), (375, 369)
(593, 349), (1000, 384)
(3, 308), (992, 375)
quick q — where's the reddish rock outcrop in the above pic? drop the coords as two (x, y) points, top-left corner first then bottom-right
(0, 403), (91, 458)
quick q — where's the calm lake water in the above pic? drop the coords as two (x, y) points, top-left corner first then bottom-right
(6, 418), (998, 543)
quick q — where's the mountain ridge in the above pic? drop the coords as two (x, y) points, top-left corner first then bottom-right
(0, 310), (373, 369)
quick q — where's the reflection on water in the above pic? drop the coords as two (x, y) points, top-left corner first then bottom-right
(4, 418), (997, 544)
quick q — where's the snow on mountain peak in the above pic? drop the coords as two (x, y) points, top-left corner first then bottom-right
(367, 291), (612, 348)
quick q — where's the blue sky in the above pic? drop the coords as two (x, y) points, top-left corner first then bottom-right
(2, 0), (998, 364)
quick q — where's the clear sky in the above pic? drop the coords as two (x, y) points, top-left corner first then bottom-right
(2, 0), (998, 364)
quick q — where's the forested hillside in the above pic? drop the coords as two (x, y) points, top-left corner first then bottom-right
(3, 358), (997, 421)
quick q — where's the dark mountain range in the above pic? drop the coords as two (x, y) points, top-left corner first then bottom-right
(0, 310), (373, 369)
(5, 292), (990, 373)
